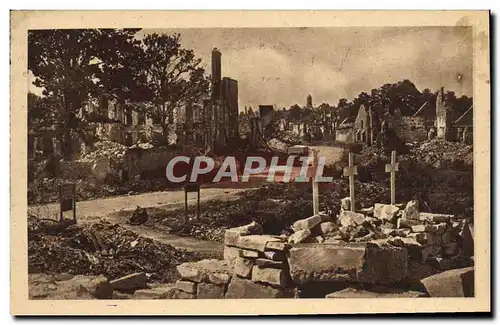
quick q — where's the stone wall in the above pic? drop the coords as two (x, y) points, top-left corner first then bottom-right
(335, 127), (354, 144)
(171, 199), (474, 298)
(397, 116), (432, 141)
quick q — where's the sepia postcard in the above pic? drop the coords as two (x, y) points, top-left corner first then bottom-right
(10, 10), (490, 315)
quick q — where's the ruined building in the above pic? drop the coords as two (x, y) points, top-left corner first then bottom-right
(306, 94), (313, 109)
(435, 86), (453, 141)
(201, 48), (240, 151)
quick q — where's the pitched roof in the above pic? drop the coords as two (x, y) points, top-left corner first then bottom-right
(453, 106), (473, 127)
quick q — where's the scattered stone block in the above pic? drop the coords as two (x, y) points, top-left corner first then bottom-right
(265, 241), (291, 251)
(234, 257), (254, 278)
(339, 211), (365, 228)
(208, 272), (232, 285)
(398, 217), (420, 229)
(326, 287), (424, 298)
(177, 259), (231, 283)
(173, 290), (196, 299)
(68, 275), (114, 299)
(292, 215), (322, 232)
(110, 272), (147, 292)
(407, 232), (435, 245)
(197, 283), (225, 299)
(359, 207), (374, 215)
(419, 213), (453, 223)
(176, 280), (197, 294)
(340, 197), (351, 211)
(411, 224), (435, 233)
(318, 222), (338, 235)
(288, 229), (311, 244)
(251, 266), (287, 287)
(223, 245), (240, 267)
(287, 242), (407, 285)
(423, 245), (442, 258)
(421, 267), (474, 297)
(238, 249), (259, 258)
(263, 250), (285, 261)
(402, 200), (419, 220)
(237, 235), (283, 252)
(255, 258), (284, 268)
(225, 277), (295, 299)
(318, 211), (331, 222)
(224, 221), (263, 246)
(374, 204), (400, 221)
(133, 284), (176, 299)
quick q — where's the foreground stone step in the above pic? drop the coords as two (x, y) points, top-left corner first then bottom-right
(225, 277), (296, 299)
(326, 287), (425, 298)
(29, 274), (113, 300)
(421, 267), (474, 297)
(133, 284), (176, 299)
(110, 272), (147, 292)
(287, 242), (407, 285)
(177, 259), (232, 283)
(197, 283), (225, 299)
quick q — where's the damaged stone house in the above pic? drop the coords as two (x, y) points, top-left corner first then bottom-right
(335, 87), (473, 145)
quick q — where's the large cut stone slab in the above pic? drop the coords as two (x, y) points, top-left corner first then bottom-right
(234, 257), (254, 278)
(339, 211), (365, 228)
(287, 242), (407, 285)
(109, 272), (147, 292)
(177, 259), (232, 283)
(133, 284), (176, 299)
(288, 229), (311, 244)
(223, 245), (240, 268)
(374, 204), (400, 221)
(251, 266), (287, 287)
(326, 287), (424, 298)
(236, 235), (284, 252)
(419, 212), (453, 223)
(176, 280), (197, 294)
(402, 200), (419, 220)
(225, 277), (295, 299)
(29, 274), (113, 300)
(197, 283), (225, 299)
(421, 267), (474, 297)
(292, 215), (322, 232)
(224, 222), (263, 246)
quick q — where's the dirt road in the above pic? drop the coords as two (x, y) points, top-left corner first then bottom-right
(28, 145), (345, 254)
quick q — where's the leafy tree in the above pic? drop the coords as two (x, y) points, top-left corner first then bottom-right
(134, 33), (209, 137)
(28, 28), (141, 158)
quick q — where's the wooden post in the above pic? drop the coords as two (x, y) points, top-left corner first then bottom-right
(343, 152), (358, 211)
(311, 149), (319, 215)
(385, 150), (399, 205)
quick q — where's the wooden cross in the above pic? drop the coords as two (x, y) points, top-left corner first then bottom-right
(184, 182), (201, 219)
(311, 149), (320, 215)
(343, 152), (357, 211)
(385, 150), (399, 205)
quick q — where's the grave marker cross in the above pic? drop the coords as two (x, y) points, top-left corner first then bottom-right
(385, 150), (399, 205)
(343, 152), (358, 211)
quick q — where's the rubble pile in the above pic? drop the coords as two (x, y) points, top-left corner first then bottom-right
(411, 139), (473, 169)
(28, 216), (207, 283)
(79, 140), (127, 165)
(267, 138), (289, 153)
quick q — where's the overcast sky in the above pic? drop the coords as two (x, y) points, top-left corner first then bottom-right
(141, 27), (472, 110)
(30, 27), (472, 111)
